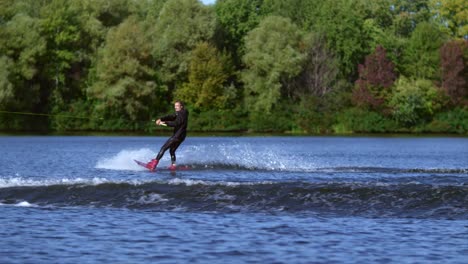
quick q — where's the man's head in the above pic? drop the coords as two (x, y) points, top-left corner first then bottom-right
(174, 101), (184, 112)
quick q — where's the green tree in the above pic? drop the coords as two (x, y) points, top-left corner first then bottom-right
(174, 42), (235, 111)
(242, 16), (307, 113)
(312, 0), (372, 79)
(214, 0), (263, 66)
(0, 56), (14, 107)
(39, 0), (100, 114)
(0, 13), (46, 111)
(88, 16), (163, 125)
(260, 0), (321, 30)
(390, 0), (432, 37)
(74, 0), (133, 28)
(0, 0), (16, 22)
(68, 1), (106, 47)
(143, 0), (169, 21)
(430, 0), (467, 38)
(402, 22), (446, 80)
(40, 1), (80, 89)
(345, 0), (405, 69)
(0, 0), (46, 21)
(357, 0), (394, 29)
(389, 77), (441, 126)
(152, 0), (216, 91)
(0, 1), (50, 130)
(40, 0), (133, 117)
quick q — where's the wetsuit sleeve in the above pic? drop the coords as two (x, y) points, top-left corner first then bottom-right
(164, 113), (183, 127)
(160, 114), (177, 122)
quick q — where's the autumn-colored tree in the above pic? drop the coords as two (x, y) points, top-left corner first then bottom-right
(440, 40), (468, 105)
(353, 45), (396, 110)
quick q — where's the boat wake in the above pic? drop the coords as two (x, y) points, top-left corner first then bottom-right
(0, 178), (466, 219)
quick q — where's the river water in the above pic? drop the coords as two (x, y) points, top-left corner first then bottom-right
(0, 136), (467, 263)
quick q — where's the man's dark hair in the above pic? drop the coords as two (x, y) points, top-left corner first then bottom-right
(175, 100), (185, 109)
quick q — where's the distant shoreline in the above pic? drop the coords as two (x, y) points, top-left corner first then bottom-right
(1, 130), (466, 137)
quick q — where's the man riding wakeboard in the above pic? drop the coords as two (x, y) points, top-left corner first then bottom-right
(145, 100), (189, 171)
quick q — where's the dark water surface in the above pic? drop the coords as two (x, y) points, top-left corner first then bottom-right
(1, 136), (467, 263)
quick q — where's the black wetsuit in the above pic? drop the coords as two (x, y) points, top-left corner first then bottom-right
(155, 109), (189, 164)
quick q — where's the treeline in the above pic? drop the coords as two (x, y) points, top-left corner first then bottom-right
(0, 0), (467, 134)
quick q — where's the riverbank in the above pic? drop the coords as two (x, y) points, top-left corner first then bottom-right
(1, 130), (467, 138)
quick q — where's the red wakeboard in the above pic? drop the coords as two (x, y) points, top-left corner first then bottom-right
(134, 159), (189, 171)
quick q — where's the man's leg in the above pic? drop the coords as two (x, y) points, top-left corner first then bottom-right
(147, 138), (177, 171)
(168, 140), (182, 169)
(156, 138), (176, 161)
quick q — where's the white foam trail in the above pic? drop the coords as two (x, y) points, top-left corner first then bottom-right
(0, 177), (111, 188)
(15, 201), (35, 207)
(95, 148), (155, 171)
(137, 193), (169, 204)
(0, 176), (272, 189)
(94, 143), (320, 172)
(0, 201), (37, 207)
(181, 143), (319, 171)
(167, 178), (273, 186)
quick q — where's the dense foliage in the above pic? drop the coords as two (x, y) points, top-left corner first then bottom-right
(0, 0), (467, 134)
